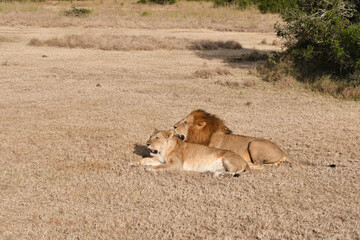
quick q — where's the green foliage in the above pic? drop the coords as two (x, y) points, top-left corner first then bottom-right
(213, 0), (250, 9)
(212, 0), (297, 12)
(276, 0), (360, 85)
(257, 0), (299, 13)
(64, 7), (91, 17)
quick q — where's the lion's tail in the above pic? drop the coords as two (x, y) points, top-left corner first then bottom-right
(281, 154), (295, 164)
(282, 155), (316, 166)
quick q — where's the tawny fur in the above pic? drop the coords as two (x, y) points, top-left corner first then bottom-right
(174, 109), (294, 166)
(144, 130), (249, 175)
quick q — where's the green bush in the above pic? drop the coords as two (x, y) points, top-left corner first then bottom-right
(213, 0), (250, 9)
(257, 0), (299, 13)
(212, 0), (296, 12)
(275, 0), (360, 85)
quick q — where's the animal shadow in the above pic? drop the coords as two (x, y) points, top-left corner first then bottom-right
(133, 143), (151, 158)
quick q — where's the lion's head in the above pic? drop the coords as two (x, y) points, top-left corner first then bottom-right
(146, 129), (174, 161)
(173, 109), (231, 145)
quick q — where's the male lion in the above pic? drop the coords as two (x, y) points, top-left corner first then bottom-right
(173, 109), (293, 166)
(140, 129), (249, 175)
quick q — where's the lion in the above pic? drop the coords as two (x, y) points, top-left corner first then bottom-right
(139, 129), (250, 175)
(173, 109), (294, 166)
(131, 129), (166, 167)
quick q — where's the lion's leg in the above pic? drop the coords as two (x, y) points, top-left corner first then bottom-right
(248, 140), (285, 165)
(222, 152), (249, 175)
(146, 162), (181, 171)
(131, 157), (162, 166)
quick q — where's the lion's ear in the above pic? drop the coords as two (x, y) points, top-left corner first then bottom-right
(153, 128), (158, 134)
(197, 121), (206, 128)
(165, 130), (173, 138)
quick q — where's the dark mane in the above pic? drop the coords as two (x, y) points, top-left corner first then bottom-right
(187, 109), (232, 145)
(192, 109), (232, 134)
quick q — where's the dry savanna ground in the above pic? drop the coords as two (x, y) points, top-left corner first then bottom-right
(0, 1), (359, 239)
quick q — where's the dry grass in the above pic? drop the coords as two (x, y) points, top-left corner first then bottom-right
(191, 40), (242, 50)
(28, 35), (243, 51)
(0, 3), (359, 239)
(272, 39), (281, 46)
(0, 35), (17, 42)
(261, 38), (268, 44)
(243, 78), (256, 87)
(259, 59), (360, 100)
(214, 80), (240, 88)
(29, 34), (190, 51)
(193, 67), (233, 79)
(0, 0), (280, 31)
(228, 50), (269, 62)
(308, 76), (360, 101)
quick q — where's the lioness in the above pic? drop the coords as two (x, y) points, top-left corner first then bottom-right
(173, 109), (293, 166)
(131, 130), (165, 166)
(143, 129), (249, 175)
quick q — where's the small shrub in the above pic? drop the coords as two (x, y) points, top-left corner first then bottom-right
(64, 7), (91, 17)
(194, 69), (213, 79)
(213, 0), (250, 9)
(28, 38), (42, 46)
(193, 67), (233, 79)
(272, 39), (281, 46)
(214, 80), (240, 88)
(138, 0), (176, 4)
(276, 0), (360, 83)
(243, 79), (256, 87)
(257, 0), (298, 13)
(141, 11), (151, 16)
(191, 40), (242, 50)
(261, 38), (268, 44)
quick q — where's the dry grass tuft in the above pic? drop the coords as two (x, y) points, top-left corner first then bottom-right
(308, 76), (360, 100)
(214, 80), (240, 88)
(193, 67), (233, 79)
(191, 40), (242, 50)
(0, 35), (17, 43)
(0, 36), (10, 42)
(194, 69), (213, 79)
(274, 76), (297, 88)
(272, 39), (281, 46)
(261, 38), (268, 44)
(243, 79), (256, 87)
(64, 7), (91, 17)
(228, 50), (269, 62)
(28, 38), (42, 46)
(259, 60), (360, 100)
(29, 34), (190, 51)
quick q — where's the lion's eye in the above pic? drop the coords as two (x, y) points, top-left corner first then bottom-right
(183, 122), (186, 125)
(154, 137), (159, 140)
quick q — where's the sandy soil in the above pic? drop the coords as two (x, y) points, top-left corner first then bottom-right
(0, 25), (359, 239)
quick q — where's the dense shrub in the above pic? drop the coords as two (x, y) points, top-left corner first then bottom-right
(275, 0), (360, 85)
(257, 0), (299, 13)
(212, 0), (297, 12)
(213, 0), (251, 9)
